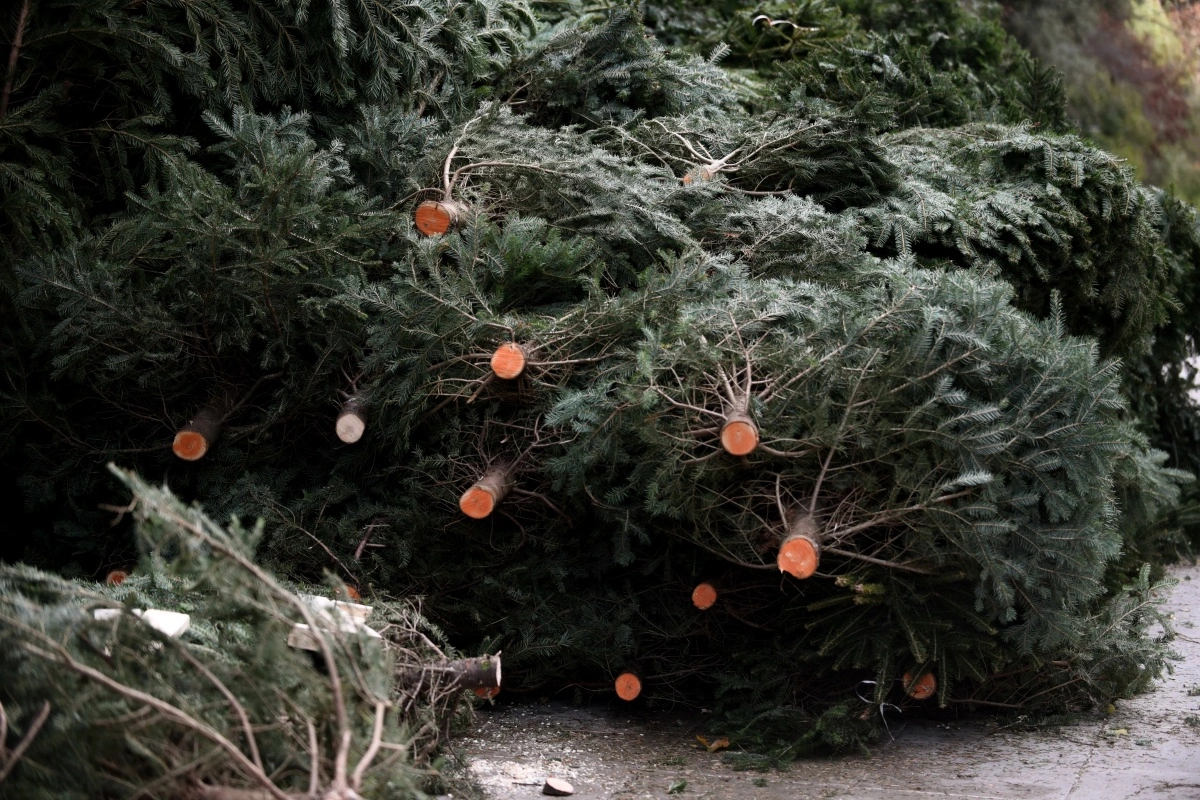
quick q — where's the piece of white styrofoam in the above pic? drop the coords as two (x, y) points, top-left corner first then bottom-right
(299, 594), (372, 625)
(92, 607), (191, 638)
(287, 622), (382, 652)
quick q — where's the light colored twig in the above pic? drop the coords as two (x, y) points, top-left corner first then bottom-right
(0, 700), (50, 783)
(350, 702), (386, 791)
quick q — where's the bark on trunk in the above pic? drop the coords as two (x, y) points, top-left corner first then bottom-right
(777, 513), (821, 579)
(397, 654), (502, 691)
(414, 200), (467, 236)
(459, 463), (515, 519)
(173, 407), (222, 461)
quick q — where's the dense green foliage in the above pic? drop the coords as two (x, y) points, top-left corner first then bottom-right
(0, 467), (467, 799)
(1, 0), (1196, 763)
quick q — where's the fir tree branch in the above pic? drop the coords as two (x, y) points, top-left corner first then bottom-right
(0, 699), (50, 783)
(169, 642), (264, 773)
(0, 0), (29, 123)
(349, 701), (386, 792)
(117, 481), (355, 795)
(17, 637), (290, 800)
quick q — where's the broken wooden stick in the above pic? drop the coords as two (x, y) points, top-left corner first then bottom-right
(459, 463), (515, 520)
(0, 699), (51, 785)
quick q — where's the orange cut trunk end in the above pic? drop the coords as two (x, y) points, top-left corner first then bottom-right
(474, 686), (500, 699)
(720, 416), (759, 457)
(490, 343), (527, 380)
(777, 535), (819, 579)
(460, 485), (498, 519)
(903, 671), (937, 700)
(174, 407), (221, 461)
(460, 464), (514, 520)
(342, 585), (361, 601)
(414, 200), (462, 236)
(691, 582), (718, 610)
(173, 430), (209, 461)
(105, 570), (128, 586)
(615, 672), (642, 701)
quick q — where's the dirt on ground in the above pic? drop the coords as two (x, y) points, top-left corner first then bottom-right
(458, 565), (1200, 800)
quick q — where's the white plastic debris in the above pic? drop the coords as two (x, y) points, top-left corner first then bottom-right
(287, 594), (379, 652)
(92, 607), (191, 638)
(288, 621), (383, 652)
(299, 594), (372, 626)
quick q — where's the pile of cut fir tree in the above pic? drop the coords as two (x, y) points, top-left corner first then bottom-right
(2, 0), (1199, 782)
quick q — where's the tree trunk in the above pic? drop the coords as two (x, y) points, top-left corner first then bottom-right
(414, 200), (467, 236)
(173, 407), (222, 461)
(459, 463), (514, 519)
(397, 654), (502, 691)
(903, 670), (937, 700)
(490, 342), (529, 380)
(335, 397), (367, 444)
(691, 581), (719, 610)
(777, 513), (820, 579)
(614, 672), (642, 701)
(720, 412), (759, 456)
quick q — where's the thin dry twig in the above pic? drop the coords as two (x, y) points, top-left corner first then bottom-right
(0, 700), (51, 783)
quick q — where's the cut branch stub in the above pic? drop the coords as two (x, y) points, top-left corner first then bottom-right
(903, 670), (936, 700)
(615, 672), (642, 701)
(459, 464), (514, 520)
(720, 413), (759, 457)
(173, 407), (222, 461)
(490, 342), (528, 380)
(691, 581), (718, 610)
(777, 513), (820, 579)
(105, 570), (128, 586)
(415, 199), (467, 236)
(336, 397), (367, 444)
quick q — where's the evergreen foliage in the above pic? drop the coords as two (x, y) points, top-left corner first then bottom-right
(860, 123), (1172, 360)
(0, 0), (532, 262)
(1, 0), (1197, 763)
(0, 466), (472, 799)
